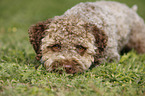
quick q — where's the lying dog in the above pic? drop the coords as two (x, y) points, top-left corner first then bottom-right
(28, 1), (145, 74)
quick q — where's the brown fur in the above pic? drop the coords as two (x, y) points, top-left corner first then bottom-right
(28, 1), (145, 73)
(28, 19), (52, 60)
(83, 23), (108, 64)
(126, 22), (145, 53)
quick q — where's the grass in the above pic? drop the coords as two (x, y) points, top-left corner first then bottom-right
(0, 0), (145, 96)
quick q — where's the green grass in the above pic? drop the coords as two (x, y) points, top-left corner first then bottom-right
(0, 0), (145, 96)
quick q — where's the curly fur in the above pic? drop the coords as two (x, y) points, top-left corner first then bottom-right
(28, 1), (145, 73)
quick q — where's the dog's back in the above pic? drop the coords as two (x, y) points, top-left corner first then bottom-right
(64, 1), (145, 55)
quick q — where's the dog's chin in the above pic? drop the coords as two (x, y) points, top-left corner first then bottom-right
(43, 59), (92, 74)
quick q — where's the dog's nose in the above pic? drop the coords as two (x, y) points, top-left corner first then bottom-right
(63, 65), (75, 74)
(51, 60), (81, 74)
(63, 65), (72, 68)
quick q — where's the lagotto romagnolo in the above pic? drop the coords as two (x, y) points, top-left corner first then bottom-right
(28, 1), (145, 74)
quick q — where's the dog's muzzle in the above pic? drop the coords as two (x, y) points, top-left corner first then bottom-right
(50, 60), (83, 74)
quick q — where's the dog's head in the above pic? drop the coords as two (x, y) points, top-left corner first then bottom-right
(29, 17), (108, 74)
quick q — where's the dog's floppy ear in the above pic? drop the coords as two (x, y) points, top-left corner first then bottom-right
(84, 23), (108, 64)
(28, 19), (52, 60)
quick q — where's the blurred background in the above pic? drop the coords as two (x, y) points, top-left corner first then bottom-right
(0, 0), (145, 59)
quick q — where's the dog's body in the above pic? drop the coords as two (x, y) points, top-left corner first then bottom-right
(29, 1), (145, 73)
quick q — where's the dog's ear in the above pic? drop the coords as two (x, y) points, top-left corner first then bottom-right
(28, 19), (52, 60)
(84, 23), (108, 64)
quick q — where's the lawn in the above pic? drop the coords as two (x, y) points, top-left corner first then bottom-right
(0, 0), (145, 96)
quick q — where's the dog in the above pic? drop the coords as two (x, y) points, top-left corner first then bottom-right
(28, 1), (145, 74)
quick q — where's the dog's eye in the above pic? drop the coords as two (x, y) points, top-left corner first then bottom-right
(76, 45), (87, 55)
(51, 44), (61, 52)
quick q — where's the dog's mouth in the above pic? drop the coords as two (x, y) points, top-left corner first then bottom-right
(47, 60), (84, 74)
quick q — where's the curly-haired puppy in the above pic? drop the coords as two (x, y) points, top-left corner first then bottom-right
(28, 1), (145, 74)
